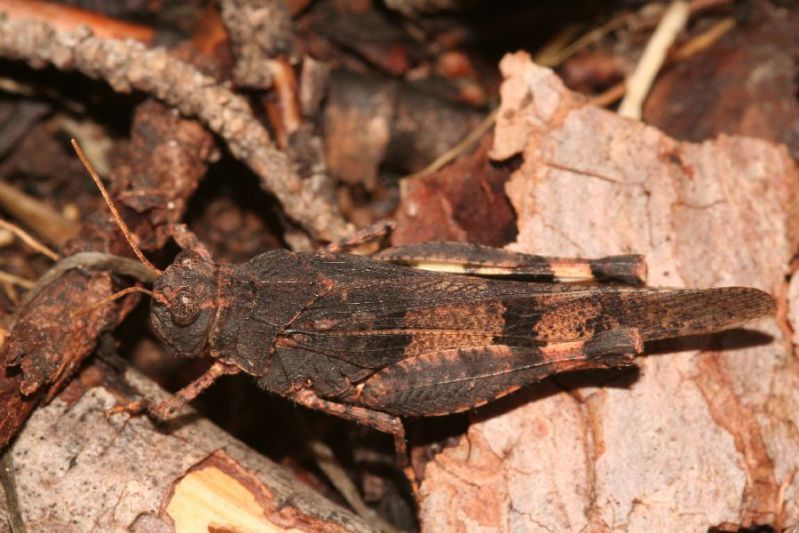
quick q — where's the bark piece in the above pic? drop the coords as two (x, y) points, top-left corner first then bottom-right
(219, 0), (293, 88)
(0, 97), (50, 159)
(0, 96), (213, 449)
(0, 357), (38, 453)
(1, 358), (374, 532)
(0, 270), (118, 450)
(643, 1), (799, 158)
(323, 72), (396, 190)
(302, 2), (420, 77)
(111, 100), (214, 251)
(392, 134), (516, 246)
(2, 270), (116, 397)
(323, 71), (483, 189)
(418, 52), (799, 531)
(0, 253), (150, 448)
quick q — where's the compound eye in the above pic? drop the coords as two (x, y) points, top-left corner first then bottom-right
(169, 287), (200, 326)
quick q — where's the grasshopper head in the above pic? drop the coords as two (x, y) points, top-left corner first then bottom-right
(150, 250), (217, 358)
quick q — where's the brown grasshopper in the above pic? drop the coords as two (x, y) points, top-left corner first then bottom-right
(71, 140), (775, 479)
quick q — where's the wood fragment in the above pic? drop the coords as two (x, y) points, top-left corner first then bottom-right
(0, 252), (154, 448)
(219, 0), (294, 88)
(0, 358), (375, 532)
(322, 71), (482, 188)
(393, 134), (516, 246)
(75, 99), (216, 255)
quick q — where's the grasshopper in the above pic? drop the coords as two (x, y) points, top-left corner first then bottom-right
(70, 140), (775, 481)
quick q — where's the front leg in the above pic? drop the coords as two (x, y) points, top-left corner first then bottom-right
(290, 389), (419, 494)
(150, 360), (241, 418)
(107, 360), (241, 420)
(374, 241), (647, 285)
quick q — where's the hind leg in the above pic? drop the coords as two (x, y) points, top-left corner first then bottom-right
(354, 329), (643, 418)
(374, 242), (647, 285)
(291, 389), (420, 496)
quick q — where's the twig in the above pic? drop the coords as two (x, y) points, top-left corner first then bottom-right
(0, 13), (349, 242)
(0, 219), (60, 260)
(401, 10), (654, 183)
(540, 13), (633, 68)
(0, 181), (80, 247)
(306, 438), (399, 533)
(671, 16), (735, 61)
(593, 15), (735, 109)
(0, 270), (34, 289)
(0, 0), (154, 42)
(533, 24), (581, 67)
(265, 57), (302, 148)
(618, 0), (690, 119)
(402, 107), (498, 182)
(589, 82), (627, 108)
(402, 5), (733, 183)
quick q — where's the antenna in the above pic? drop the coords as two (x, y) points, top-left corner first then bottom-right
(72, 286), (158, 317)
(70, 139), (162, 277)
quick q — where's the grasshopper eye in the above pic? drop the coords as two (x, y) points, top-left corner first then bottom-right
(170, 287), (200, 326)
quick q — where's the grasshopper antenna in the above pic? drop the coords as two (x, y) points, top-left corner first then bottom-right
(72, 286), (166, 319)
(71, 139), (162, 278)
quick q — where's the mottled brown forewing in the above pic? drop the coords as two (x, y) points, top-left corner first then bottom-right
(261, 253), (773, 414)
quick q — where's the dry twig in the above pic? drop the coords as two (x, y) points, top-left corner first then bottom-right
(402, 107), (498, 182)
(0, 181), (79, 247)
(537, 13), (632, 68)
(306, 437), (398, 533)
(0, 14), (349, 242)
(618, 0), (690, 119)
(0, 271), (34, 289)
(0, 219), (59, 261)
(590, 15), (735, 109)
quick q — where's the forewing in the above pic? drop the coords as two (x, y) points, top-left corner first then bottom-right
(279, 255), (774, 370)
